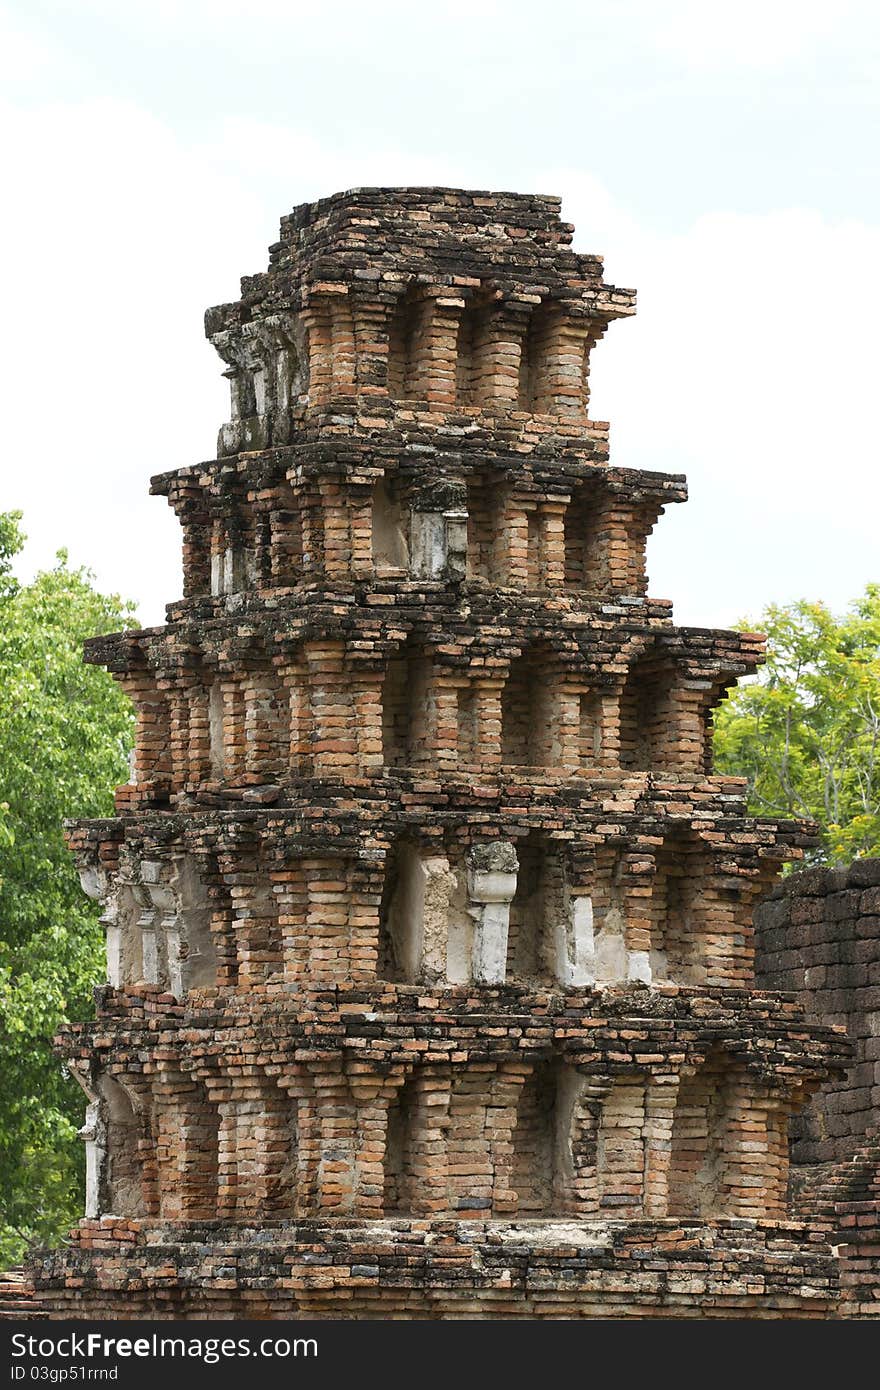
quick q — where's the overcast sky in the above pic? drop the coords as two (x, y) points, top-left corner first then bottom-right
(2, 0), (878, 630)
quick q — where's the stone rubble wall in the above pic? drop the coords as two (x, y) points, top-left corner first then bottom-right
(755, 859), (880, 1167)
(31, 1217), (838, 1320)
(755, 860), (880, 1318)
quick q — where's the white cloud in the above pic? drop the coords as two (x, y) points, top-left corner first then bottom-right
(18, 0), (876, 69)
(0, 6), (78, 83)
(629, 0), (874, 70)
(192, 118), (468, 203)
(15, 0), (505, 54)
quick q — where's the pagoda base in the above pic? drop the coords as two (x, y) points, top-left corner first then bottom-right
(29, 1217), (839, 1319)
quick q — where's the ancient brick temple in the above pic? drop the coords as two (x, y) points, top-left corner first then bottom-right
(27, 189), (858, 1317)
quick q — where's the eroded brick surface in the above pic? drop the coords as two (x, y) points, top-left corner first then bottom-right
(756, 860), (880, 1318)
(20, 188), (869, 1318)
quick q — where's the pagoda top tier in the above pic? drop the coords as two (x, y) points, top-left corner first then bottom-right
(275, 186), (602, 273)
(204, 188), (636, 457)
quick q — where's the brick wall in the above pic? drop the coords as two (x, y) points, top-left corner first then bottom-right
(755, 859), (880, 1166)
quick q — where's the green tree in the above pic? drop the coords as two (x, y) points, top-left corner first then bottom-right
(714, 585), (880, 863)
(0, 512), (135, 1266)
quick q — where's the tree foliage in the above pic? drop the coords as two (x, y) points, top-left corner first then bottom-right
(0, 512), (134, 1266)
(714, 585), (880, 863)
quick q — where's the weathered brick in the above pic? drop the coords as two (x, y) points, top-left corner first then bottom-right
(22, 186), (871, 1323)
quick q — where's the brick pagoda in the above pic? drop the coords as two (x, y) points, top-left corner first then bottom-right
(30, 189), (851, 1318)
